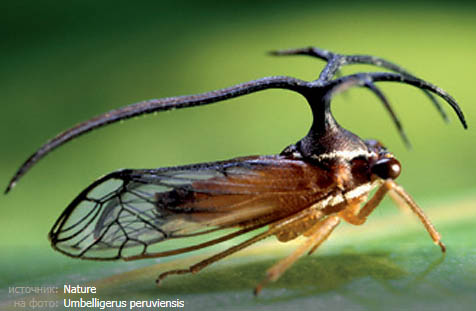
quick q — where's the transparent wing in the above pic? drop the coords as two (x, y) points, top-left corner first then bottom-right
(49, 155), (334, 260)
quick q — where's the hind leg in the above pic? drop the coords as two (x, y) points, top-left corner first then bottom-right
(254, 215), (340, 295)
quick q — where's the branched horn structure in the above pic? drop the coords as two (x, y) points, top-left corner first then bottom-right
(5, 47), (467, 193)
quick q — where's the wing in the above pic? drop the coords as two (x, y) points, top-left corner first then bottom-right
(49, 155), (335, 260)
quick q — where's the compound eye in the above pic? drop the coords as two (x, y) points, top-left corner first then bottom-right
(371, 158), (401, 180)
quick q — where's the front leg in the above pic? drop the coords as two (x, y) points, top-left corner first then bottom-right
(339, 181), (390, 226)
(338, 180), (445, 252)
(386, 180), (445, 252)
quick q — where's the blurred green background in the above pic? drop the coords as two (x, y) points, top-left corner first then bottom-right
(1, 1), (475, 310)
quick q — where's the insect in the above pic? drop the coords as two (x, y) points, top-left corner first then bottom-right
(6, 47), (467, 295)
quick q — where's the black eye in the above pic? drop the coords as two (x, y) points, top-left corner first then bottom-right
(371, 158), (401, 180)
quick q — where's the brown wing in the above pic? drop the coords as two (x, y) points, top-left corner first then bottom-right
(49, 155), (335, 260)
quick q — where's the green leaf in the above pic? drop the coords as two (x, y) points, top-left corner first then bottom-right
(2, 197), (475, 311)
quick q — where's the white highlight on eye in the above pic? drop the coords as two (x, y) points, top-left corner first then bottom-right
(311, 149), (376, 162)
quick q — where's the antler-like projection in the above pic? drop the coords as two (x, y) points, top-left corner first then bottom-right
(271, 46), (448, 121)
(5, 47), (467, 193)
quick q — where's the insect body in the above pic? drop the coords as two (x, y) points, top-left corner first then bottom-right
(6, 47), (467, 294)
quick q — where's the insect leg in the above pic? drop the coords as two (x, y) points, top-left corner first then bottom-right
(155, 228), (277, 286)
(385, 187), (412, 215)
(385, 180), (446, 252)
(254, 215), (340, 295)
(338, 181), (389, 226)
(306, 215), (341, 255)
(156, 208), (318, 286)
(338, 180), (445, 252)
